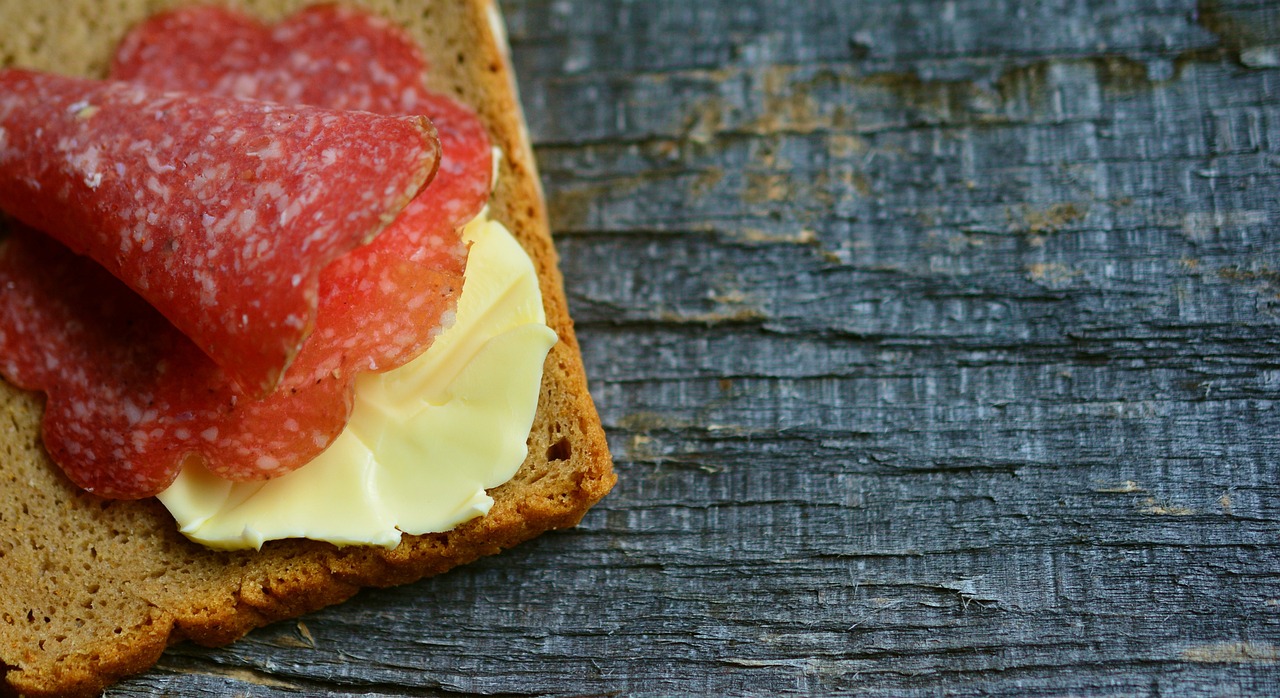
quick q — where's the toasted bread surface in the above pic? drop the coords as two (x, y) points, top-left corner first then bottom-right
(0, 1), (615, 695)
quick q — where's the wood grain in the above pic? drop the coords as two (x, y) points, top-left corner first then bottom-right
(111, 0), (1280, 694)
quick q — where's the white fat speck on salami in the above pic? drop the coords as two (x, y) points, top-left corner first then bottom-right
(0, 68), (442, 396)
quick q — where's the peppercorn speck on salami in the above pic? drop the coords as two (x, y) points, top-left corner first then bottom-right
(0, 68), (442, 395)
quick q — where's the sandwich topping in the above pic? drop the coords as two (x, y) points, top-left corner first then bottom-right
(160, 206), (556, 549)
(0, 69), (443, 396)
(110, 5), (496, 387)
(0, 3), (542, 524)
(111, 4), (495, 232)
(0, 71), (461, 498)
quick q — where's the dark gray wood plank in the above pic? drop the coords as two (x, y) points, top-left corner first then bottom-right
(112, 0), (1280, 695)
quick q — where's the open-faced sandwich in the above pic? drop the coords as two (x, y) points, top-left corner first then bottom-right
(0, 2), (614, 695)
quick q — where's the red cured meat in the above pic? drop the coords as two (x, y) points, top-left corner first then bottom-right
(0, 69), (442, 395)
(0, 227), (348, 497)
(114, 5), (433, 116)
(112, 4), (494, 380)
(0, 216), (462, 498)
(113, 5), (492, 227)
(0, 6), (490, 497)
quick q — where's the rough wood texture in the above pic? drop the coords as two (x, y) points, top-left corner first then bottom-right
(107, 0), (1280, 694)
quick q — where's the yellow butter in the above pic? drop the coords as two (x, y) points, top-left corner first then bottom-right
(157, 211), (556, 550)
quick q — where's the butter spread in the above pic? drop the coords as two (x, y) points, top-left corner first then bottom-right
(157, 210), (556, 549)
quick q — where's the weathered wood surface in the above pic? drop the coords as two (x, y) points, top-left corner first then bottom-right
(115, 0), (1280, 695)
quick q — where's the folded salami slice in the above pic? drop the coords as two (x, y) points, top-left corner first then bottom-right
(113, 4), (494, 382)
(0, 7), (487, 498)
(113, 4), (492, 231)
(0, 69), (442, 395)
(0, 227), (332, 496)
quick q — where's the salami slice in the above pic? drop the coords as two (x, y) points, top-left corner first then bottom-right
(112, 6), (494, 384)
(112, 5), (493, 230)
(113, 5), (432, 116)
(0, 222), (462, 498)
(0, 69), (441, 395)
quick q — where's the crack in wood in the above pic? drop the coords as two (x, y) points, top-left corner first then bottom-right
(150, 658), (303, 691)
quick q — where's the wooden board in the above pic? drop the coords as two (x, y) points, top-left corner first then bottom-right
(112, 0), (1280, 694)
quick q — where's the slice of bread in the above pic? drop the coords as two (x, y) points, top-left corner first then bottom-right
(0, 1), (615, 695)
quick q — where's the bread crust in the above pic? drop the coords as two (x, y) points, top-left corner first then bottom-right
(0, 2), (615, 695)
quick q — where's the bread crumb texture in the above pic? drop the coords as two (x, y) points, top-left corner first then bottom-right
(0, 1), (614, 695)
